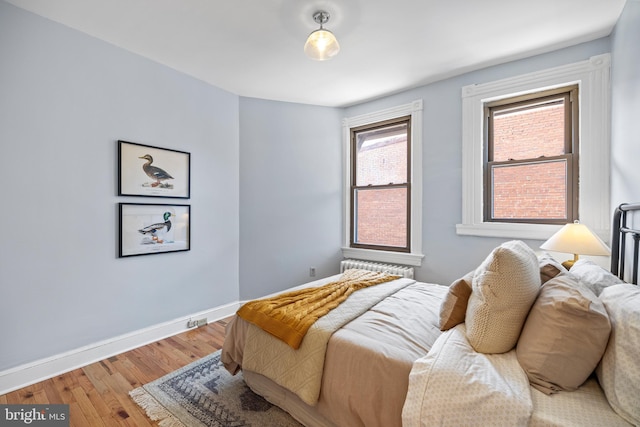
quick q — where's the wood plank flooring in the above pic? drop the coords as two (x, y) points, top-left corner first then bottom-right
(0, 317), (231, 426)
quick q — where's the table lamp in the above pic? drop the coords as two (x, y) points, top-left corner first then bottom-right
(540, 221), (611, 269)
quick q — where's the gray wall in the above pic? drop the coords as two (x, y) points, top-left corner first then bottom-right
(611, 0), (640, 207)
(238, 98), (343, 299)
(2, 0), (637, 376)
(0, 2), (240, 371)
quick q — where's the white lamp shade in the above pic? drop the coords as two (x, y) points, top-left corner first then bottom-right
(540, 222), (611, 256)
(304, 29), (340, 60)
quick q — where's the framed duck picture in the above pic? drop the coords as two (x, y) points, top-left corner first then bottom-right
(118, 140), (190, 198)
(119, 203), (190, 257)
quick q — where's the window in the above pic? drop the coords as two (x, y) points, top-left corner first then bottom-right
(457, 54), (611, 240)
(342, 101), (424, 266)
(351, 117), (410, 251)
(485, 86), (578, 224)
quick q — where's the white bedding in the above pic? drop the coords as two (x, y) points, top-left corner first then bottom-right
(223, 278), (447, 427)
(403, 324), (533, 427)
(241, 276), (415, 405)
(223, 270), (634, 427)
(530, 378), (632, 426)
(403, 324), (632, 427)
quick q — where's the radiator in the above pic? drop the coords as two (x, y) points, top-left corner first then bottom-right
(340, 259), (414, 279)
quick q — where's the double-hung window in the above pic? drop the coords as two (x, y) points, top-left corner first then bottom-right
(457, 54), (611, 240)
(351, 116), (411, 251)
(485, 86), (579, 224)
(342, 100), (424, 266)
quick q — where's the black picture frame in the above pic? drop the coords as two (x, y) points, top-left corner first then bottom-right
(119, 203), (190, 257)
(118, 140), (190, 198)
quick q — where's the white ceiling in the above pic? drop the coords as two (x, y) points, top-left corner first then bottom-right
(6, 0), (626, 107)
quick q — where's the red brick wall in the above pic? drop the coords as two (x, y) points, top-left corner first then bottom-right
(491, 104), (569, 219)
(356, 140), (407, 185)
(493, 104), (565, 160)
(492, 161), (567, 219)
(355, 141), (407, 248)
(355, 187), (407, 247)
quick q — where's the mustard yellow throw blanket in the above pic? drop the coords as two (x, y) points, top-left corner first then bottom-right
(237, 269), (400, 349)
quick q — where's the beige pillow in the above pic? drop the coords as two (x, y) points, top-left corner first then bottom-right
(516, 273), (611, 394)
(466, 240), (541, 353)
(538, 252), (568, 284)
(439, 270), (474, 331)
(596, 284), (640, 425)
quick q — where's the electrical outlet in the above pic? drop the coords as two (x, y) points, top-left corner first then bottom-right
(187, 317), (207, 328)
(310, 267), (316, 277)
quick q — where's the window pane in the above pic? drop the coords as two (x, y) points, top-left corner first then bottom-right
(492, 99), (565, 161)
(491, 160), (567, 220)
(356, 123), (407, 186)
(354, 187), (407, 248)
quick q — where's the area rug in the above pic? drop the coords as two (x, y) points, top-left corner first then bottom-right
(130, 350), (302, 427)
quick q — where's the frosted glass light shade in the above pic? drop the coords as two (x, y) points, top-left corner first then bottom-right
(540, 222), (610, 268)
(304, 29), (340, 60)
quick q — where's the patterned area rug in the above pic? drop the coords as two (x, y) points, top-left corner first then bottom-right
(130, 350), (302, 427)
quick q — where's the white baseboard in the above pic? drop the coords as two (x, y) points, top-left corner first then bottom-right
(0, 302), (240, 395)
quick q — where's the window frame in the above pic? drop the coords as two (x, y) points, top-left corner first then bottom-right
(457, 54), (611, 241)
(350, 116), (412, 252)
(484, 86), (579, 225)
(342, 100), (424, 266)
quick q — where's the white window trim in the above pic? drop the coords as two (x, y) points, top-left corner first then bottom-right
(457, 54), (611, 242)
(342, 100), (424, 267)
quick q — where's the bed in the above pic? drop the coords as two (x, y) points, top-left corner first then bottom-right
(221, 203), (640, 427)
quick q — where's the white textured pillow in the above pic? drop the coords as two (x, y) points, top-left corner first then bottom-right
(466, 240), (541, 354)
(596, 284), (640, 425)
(570, 259), (624, 296)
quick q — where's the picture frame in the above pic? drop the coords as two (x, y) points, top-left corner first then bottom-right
(118, 140), (190, 198)
(119, 203), (190, 257)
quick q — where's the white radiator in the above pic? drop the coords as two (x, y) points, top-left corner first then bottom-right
(340, 259), (414, 279)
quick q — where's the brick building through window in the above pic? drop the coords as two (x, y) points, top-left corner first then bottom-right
(486, 86), (578, 224)
(351, 118), (410, 251)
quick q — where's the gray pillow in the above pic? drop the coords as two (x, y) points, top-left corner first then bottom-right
(596, 284), (640, 425)
(569, 259), (623, 296)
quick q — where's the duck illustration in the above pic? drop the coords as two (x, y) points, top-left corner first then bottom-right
(138, 212), (173, 237)
(139, 154), (174, 187)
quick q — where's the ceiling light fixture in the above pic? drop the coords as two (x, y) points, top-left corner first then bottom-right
(304, 11), (340, 61)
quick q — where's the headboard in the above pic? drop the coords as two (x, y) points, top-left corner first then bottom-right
(610, 202), (640, 284)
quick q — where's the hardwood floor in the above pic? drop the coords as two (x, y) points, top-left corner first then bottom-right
(0, 317), (232, 426)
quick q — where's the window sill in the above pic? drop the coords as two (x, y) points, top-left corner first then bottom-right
(341, 247), (424, 267)
(456, 221), (611, 244)
(456, 222), (566, 240)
